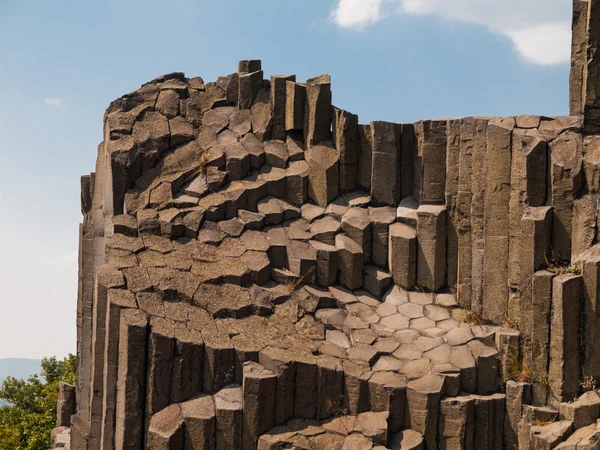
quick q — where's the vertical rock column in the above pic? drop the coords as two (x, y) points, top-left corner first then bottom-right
(483, 118), (513, 322)
(416, 205), (447, 292)
(388, 222), (417, 290)
(571, 0), (590, 115)
(419, 119), (448, 203)
(439, 396), (474, 450)
(270, 74), (296, 141)
(445, 119), (461, 293)
(333, 107), (359, 193)
(304, 75), (332, 147)
(550, 130), (583, 262)
(519, 206), (553, 366)
(549, 274), (583, 403)
(584, 0), (600, 133)
(242, 362), (277, 450)
(100, 289), (138, 449)
(145, 317), (175, 437)
(308, 143), (339, 207)
(371, 121), (401, 206)
(508, 131), (548, 326)
(582, 256), (600, 380)
(456, 118), (474, 308)
(530, 270), (555, 405)
(358, 124), (373, 192)
(406, 374), (445, 449)
(114, 309), (148, 450)
(469, 118), (489, 312)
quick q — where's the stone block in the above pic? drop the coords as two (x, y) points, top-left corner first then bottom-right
(496, 328), (520, 385)
(146, 317), (175, 421)
(114, 309), (148, 450)
(560, 390), (600, 430)
(439, 396), (474, 450)
(303, 75), (332, 146)
(147, 404), (184, 449)
(336, 234), (364, 290)
(202, 330), (236, 393)
(285, 160), (309, 206)
(341, 207), (371, 263)
(368, 371), (407, 433)
(287, 240), (317, 285)
(472, 393), (505, 450)
(370, 121), (401, 206)
(505, 381), (533, 450)
(358, 124), (373, 191)
(551, 131), (583, 261)
(406, 374), (444, 449)
(363, 265), (392, 297)
(316, 355), (344, 420)
(342, 360), (371, 415)
(308, 143), (339, 207)
(581, 255), (600, 381)
(285, 81), (306, 131)
(416, 205), (447, 291)
(333, 107), (359, 192)
(309, 240), (338, 287)
(215, 384), (243, 450)
(419, 119), (447, 203)
(171, 324), (204, 404)
(293, 353), (318, 419)
(242, 362), (277, 450)
(259, 347), (296, 425)
(483, 118), (513, 322)
(181, 394), (216, 449)
(530, 420), (573, 450)
(56, 382), (76, 428)
(238, 70), (263, 109)
(518, 405), (561, 450)
(270, 75), (295, 140)
(389, 222), (417, 290)
(369, 206), (396, 268)
(549, 274), (583, 403)
(531, 270), (555, 405)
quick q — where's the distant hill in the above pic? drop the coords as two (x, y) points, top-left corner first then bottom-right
(0, 358), (41, 405)
(0, 358), (41, 382)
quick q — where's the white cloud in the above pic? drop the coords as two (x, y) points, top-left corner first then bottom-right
(330, 0), (384, 29)
(330, 0), (572, 65)
(44, 97), (64, 108)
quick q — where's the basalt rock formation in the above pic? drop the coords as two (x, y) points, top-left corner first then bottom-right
(50, 2), (600, 449)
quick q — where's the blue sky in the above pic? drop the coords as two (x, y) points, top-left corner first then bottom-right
(0, 0), (570, 358)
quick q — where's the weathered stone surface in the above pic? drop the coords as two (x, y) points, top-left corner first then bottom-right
(215, 384), (243, 450)
(242, 362), (276, 450)
(333, 107), (359, 192)
(439, 396), (474, 450)
(308, 143), (339, 207)
(115, 309), (148, 450)
(549, 274), (583, 403)
(389, 222), (417, 290)
(304, 75), (332, 147)
(416, 205), (447, 291)
(369, 206), (396, 268)
(57, 382), (76, 428)
(147, 403), (184, 449)
(336, 234), (364, 290)
(342, 207), (372, 263)
(371, 121), (401, 206)
(505, 381), (533, 449)
(406, 374), (444, 449)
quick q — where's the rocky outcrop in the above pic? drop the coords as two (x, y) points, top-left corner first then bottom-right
(51, 3), (600, 449)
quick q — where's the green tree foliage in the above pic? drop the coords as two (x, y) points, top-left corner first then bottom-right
(0, 355), (76, 450)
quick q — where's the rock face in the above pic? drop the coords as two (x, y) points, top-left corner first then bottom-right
(56, 7), (600, 448)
